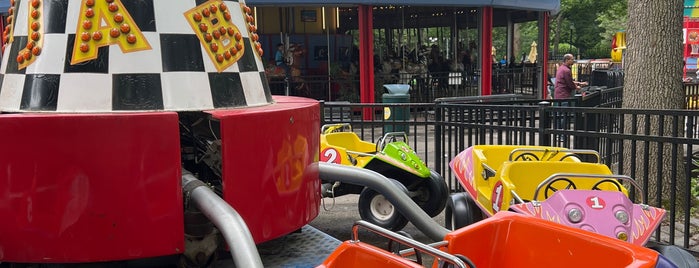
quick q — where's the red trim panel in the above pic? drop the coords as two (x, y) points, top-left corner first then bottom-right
(207, 96), (321, 243)
(481, 7), (493, 96)
(0, 113), (183, 263)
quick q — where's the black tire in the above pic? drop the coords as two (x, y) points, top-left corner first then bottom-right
(444, 192), (483, 230)
(412, 169), (449, 218)
(358, 179), (410, 231)
(649, 244), (699, 268)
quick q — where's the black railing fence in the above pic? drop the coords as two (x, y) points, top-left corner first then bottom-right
(321, 87), (699, 255)
(271, 65), (541, 103)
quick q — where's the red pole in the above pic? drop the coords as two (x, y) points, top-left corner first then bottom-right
(358, 5), (375, 120)
(480, 7), (493, 96)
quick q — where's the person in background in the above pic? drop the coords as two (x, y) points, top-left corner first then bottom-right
(554, 54), (587, 99)
(275, 43), (290, 82)
(554, 53), (587, 143)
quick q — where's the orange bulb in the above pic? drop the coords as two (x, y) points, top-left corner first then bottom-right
(32, 46), (41, 56)
(108, 3), (118, 12)
(81, 32), (91, 41)
(92, 31), (102, 41)
(114, 13), (124, 23)
(120, 23), (130, 33)
(85, 8), (94, 18)
(127, 34), (136, 44)
(82, 20), (92, 30)
(80, 43), (89, 52)
(110, 28), (120, 37)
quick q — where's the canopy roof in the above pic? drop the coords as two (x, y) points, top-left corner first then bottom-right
(247, 0), (560, 12)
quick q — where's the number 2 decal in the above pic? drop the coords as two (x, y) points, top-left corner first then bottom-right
(321, 148), (341, 164)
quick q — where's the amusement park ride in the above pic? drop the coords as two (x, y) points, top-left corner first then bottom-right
(0, 0), (698, 267)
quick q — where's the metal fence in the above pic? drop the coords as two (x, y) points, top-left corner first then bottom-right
(321, 89), (699, 255)
(272, 65), (541, 103)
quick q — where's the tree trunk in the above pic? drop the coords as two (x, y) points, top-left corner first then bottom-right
(622, 0), (686, 210)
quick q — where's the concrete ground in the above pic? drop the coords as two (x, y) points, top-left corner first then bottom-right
(309, 194), (447, 265)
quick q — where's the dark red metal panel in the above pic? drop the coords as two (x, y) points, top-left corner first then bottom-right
(359, 5), (375, 119)
(480, 6), (493, 96)
(0, 112), (184, 262)
(207, 96), (321, 243)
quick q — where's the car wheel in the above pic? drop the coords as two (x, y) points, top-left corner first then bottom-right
(649, 244), (699, 268)
(358, 179), (410, 231)
(412, 169), (449, 217)
(445, 192), (483, 230)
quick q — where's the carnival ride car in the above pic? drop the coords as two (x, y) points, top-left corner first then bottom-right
(319, 123), (448, 230)
(446, 145), (665, 246)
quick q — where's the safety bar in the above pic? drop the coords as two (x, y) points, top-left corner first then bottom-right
(321, 123), (352, 134)
(376, 132), (409, 151)
(532, 173), (639, 201)
(508, 148), (601, 163)
(352, 221), (474, 268)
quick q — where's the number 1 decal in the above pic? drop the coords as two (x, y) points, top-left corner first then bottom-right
(587, 196), (606, 209)
(492, 181), (504, 212)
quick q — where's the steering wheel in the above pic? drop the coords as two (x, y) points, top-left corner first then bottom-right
(591, 179), (623, 192)
(559, 153), (580, 161)
(544, 177), (577, 198)
(513, 152), (539, 161)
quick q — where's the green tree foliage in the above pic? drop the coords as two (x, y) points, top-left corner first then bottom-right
(596, 0), (628, 44)
(547, 0), (626, 57)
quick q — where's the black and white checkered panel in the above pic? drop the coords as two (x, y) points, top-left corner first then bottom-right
(0, 0), (272, 112)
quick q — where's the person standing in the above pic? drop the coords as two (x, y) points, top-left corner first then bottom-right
(554, 54), (587, 99)
(553, 54), (587, 143)
(275, 43), (290, 82)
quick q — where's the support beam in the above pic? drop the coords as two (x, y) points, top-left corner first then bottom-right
(358, 5), (375, 120)
(480, 7), (493, 96)
(539, 11), (550, 99)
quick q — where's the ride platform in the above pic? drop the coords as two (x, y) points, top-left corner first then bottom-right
(215, 225), (341, 267)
